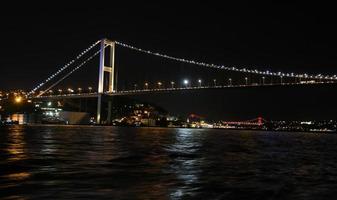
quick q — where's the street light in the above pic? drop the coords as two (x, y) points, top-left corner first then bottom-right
(245, 77), (248, 85)
(170, 81), (175, 89)
(157, 82), (162, 89)
(144, 82), (149, 90)
(78, 88), (82, 94)
(183, 79), (189, 88)
(198, 79), (202, 87)
(262, 77), (265, 85)
(68, 88), (74, 94)
(213, 79), (217, 87)
(280, 76), (283, 85)
(88, 87), (93, 93)
(58, 89), (63, 95)
(228, 78), (232, 86)
(48, 90), (53, 95)
(134, 84), (137, 91)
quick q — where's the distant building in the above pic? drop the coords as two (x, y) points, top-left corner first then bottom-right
(8, 113), (28, 125)
(59, 111), (90, 125)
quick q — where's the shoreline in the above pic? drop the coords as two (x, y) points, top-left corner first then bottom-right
(1, 123), (336, 134)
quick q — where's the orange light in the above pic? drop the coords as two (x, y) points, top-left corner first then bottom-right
(15, 96), (22, 103)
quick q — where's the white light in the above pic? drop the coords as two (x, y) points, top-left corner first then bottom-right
(183, 79), (189, 85)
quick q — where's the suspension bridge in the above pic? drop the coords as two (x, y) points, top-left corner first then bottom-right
(27, 38), (337, 124)
(221, 117), (268, 127)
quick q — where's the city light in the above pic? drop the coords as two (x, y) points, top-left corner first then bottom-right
(15, 96), (22, 103)
(157, 82), (162, 88)
(68, 88), (74, 93)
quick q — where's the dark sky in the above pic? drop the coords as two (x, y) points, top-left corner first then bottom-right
(1, 2), (337, 120)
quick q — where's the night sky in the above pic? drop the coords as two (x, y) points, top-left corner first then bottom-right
(1, 2), (337, 120)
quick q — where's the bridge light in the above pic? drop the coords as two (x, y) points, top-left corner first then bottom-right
(213, 79), (217, 87)
(157, 82), (162, 89)
(78, 88), (82, 93)
(47, 102), (52, 107)
(88, 87), (93, 93)
(228, 78), (232, 86)
(58, 89), (63, 94)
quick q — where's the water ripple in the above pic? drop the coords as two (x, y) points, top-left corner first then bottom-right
(1, 126), (337, 199)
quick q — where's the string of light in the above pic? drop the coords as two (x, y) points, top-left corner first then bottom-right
(115, 41), (337, 81)
(27, 40), (101, 97)
(36, 50), (102, 97)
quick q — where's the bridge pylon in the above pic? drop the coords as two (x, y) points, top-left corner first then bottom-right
(97, 38), (116, 124)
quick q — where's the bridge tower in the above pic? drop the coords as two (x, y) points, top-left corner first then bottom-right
(97, 38), (116, 124)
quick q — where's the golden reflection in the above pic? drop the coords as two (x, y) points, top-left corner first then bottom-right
(3, 172), (31, 181)
(6, 128), (27, 161)
(1, 195), (27, 200)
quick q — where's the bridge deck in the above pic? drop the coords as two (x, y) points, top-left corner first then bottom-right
(32, 81), (337, 100)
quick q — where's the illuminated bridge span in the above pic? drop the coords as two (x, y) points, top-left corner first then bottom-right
(34, 81), (336, 100)
(26, 38), (337, 124)
(221, 117), (268, 126)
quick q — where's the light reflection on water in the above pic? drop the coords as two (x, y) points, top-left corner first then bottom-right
(4, 172), (31, 181)
(5, 128), (27, 162)
(1, 125), (337, 199)
(167, 129), (203, 199)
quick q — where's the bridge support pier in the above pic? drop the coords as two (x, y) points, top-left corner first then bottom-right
(96, 94), (102, 124)
(96, 38), (116, 125)
(107, 100), (112, 124)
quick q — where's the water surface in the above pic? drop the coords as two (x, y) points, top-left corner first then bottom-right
(1, 125), (337, 199)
